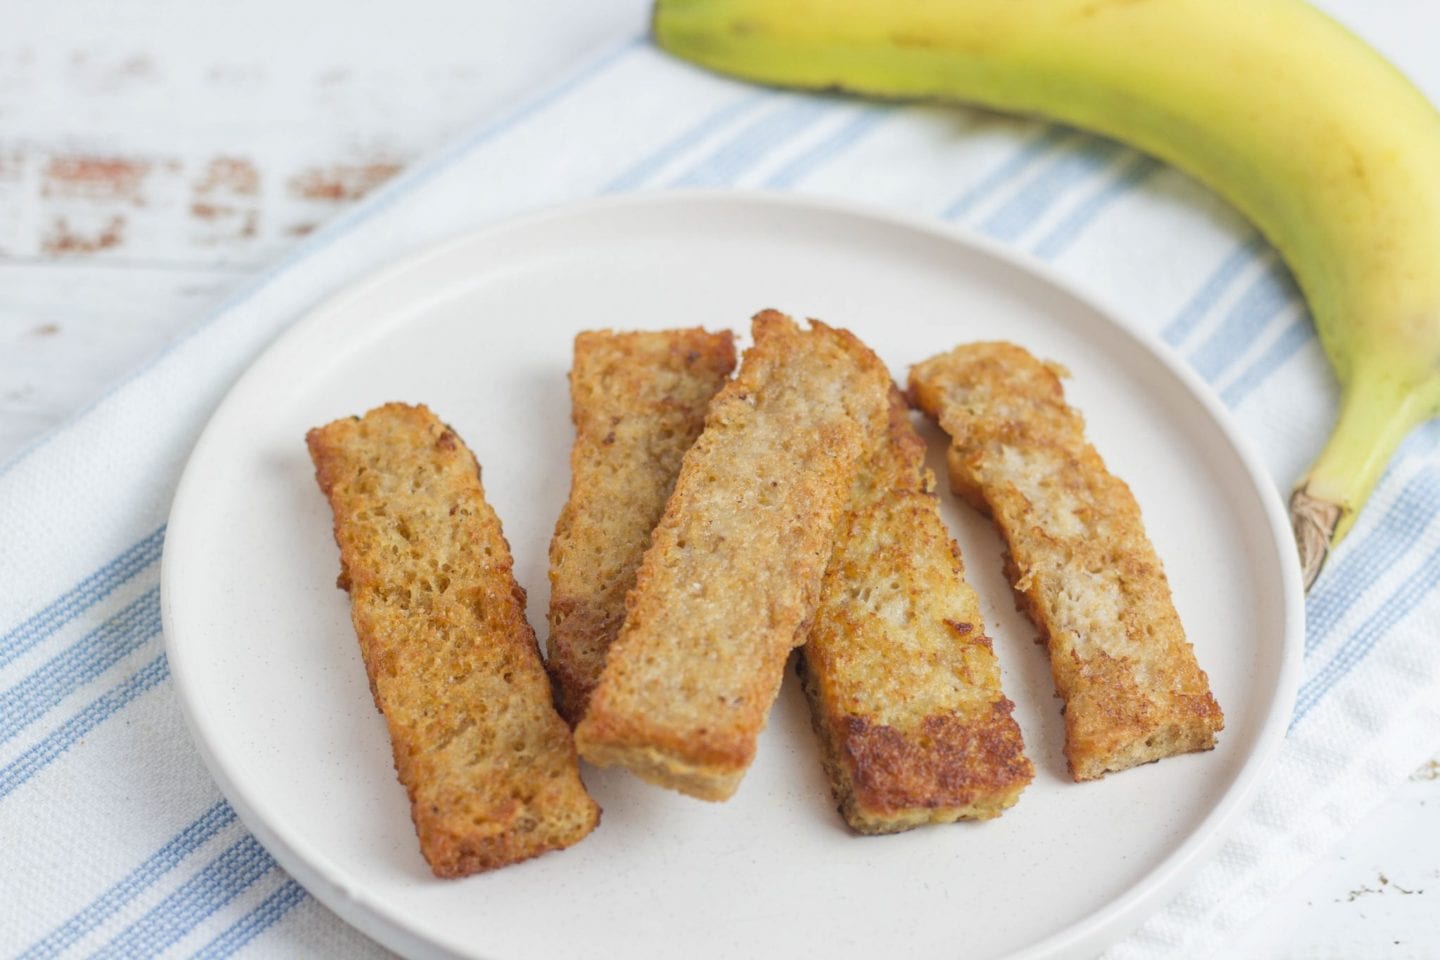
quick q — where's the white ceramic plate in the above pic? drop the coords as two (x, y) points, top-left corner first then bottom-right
(162, 193), (1303, 960)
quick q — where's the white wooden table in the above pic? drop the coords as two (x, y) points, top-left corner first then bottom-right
(3, 0), (1437, 955)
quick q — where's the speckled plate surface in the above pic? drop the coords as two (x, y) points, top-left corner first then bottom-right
(162, 192), (1303, 960)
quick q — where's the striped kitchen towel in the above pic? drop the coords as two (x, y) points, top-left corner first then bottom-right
(3, 33), (1439, 960)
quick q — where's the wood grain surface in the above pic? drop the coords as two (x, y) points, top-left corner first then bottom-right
(0, 0), (643, 457)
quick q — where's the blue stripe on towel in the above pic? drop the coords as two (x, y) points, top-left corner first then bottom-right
(93, 835), (277, 959)
(763, 106), (894, 189)
(0, 526), (164, 670)
(192, 880), (308, 960)
(670, 97), (834, 188)
(1294, 539), (1440, 725)
(1161, 235), (1265, 347)
(1189, 262), (1296, 382)
(1219, 314), (1314, 407)
(941, 125), (1070, 221)
(1304, 446), (1440, 652)
(18, 801), (238, 960)
(1032, 154), (1161, 259)
(980, 137), (1121, 243)
(1, 586), (161, 743)
(0, 654), (168, 800)
(603, 92), (767, 193)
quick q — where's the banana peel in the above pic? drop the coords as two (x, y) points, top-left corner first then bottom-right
(653, 0), (1440, 590)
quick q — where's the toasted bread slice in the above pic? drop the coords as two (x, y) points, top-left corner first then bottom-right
(909, 344), (1223, 781)
(547, 328), (736, 726)
(307, 403), (599, 876)
(573, 310), (892, 801)
(800, 389), (1034, 832)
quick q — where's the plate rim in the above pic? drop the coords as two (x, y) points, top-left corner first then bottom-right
(160, 189), (1306, 960)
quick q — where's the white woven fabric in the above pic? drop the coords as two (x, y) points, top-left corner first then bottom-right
(3, 24), (1439, 960)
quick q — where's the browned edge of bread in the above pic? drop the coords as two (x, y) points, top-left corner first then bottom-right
(573, 310), (892, 800)
(307, 402), (599, 875)
(546, 328), (736, 726)
(799, 387), (1034, 833)
(908, 343), (1223, 781)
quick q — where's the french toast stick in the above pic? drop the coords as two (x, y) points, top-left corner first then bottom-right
(547, 328), (736, 726)
(573, 310), (892, 801)
(909, 344), (1223, 781)
(307, 403), (599, 876)
(800, 388), (1033, 832)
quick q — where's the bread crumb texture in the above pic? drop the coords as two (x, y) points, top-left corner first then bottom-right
(307, 402), (599, 876)
(547, 328), (736, 725)
(909, 343), (1223, 781)
(801, 388), (1034, 833)
(574, 311), (892, 800)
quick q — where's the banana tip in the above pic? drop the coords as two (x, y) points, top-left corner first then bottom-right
(1290, 487), (1342, 592)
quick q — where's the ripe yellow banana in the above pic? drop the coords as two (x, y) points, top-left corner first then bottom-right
(654, 0), (1440, 590)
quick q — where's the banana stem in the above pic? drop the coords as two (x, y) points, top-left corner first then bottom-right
(1291, 372), (1434, 590)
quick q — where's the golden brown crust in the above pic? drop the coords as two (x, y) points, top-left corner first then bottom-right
(822, 708), (1032, 826)
(909, 343), (1224, 782)
(306, 403), (599, 876)
(573, 310), (893, 801)
(546, 329), (736, 726)
(800, 389), (1033, 833)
